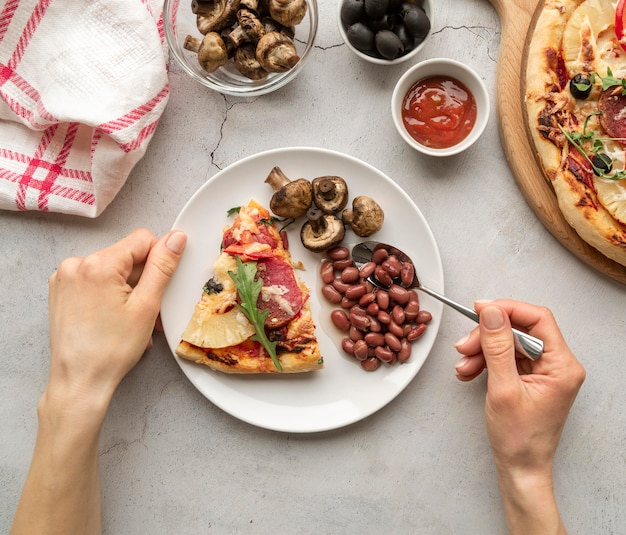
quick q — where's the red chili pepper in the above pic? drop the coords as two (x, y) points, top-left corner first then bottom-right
(615, 0), (626, 52)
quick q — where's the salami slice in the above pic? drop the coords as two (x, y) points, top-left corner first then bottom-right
(599, 88), (626, 143)
(256, 257), (304, 329)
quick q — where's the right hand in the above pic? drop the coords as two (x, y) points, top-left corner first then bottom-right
(454, 300), (585, 479)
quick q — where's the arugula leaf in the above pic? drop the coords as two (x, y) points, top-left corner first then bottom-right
(591, 68), (626, 94)
(228, 256), (283, 372)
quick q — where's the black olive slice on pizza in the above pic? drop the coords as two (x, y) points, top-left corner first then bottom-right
(176, 199), (323, 374)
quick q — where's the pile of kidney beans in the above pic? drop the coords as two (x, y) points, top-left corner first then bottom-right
(320, 246), (432, 371)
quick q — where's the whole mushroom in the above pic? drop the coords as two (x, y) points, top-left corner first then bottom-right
(256, 31), (300, 72)
(184, 33), (229, 73)
(265, 166), (312, 218)
(234, 44), (268, 79)
(342, 195), (384, 237)
(311, 175), (349, 214)
(301, 207), (345, 252)
(195, 0), (241, 34)
(268, 0), (308, 27)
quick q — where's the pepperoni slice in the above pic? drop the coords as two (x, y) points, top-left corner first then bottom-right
(599, 88), (626, 144)
(255, 257), (303, 329)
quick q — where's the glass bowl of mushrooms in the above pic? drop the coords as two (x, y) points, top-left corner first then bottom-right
(164, 0), (318, 96)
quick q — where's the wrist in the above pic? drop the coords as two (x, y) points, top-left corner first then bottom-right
(38, 381), (113, 433)
(496, 468), (566, 535)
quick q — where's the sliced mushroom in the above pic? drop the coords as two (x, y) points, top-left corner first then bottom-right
(342, 196), (384, 237)
(268, 0), (307, 27)
(265, 166), (312, 218)
(227, 8), (266, 47)
(196, 0), (241, 35)
(301, 207), (345, 252)
(311, 175), (349, 214)
(184, 33), (229, 73)
(255, 31), (300, 72)
(234, 44), (268, 79)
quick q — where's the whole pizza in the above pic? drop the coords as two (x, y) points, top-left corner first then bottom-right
(525, 0), (626, 267)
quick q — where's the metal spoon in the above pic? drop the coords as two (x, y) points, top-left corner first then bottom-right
(351, 241), (543, 361)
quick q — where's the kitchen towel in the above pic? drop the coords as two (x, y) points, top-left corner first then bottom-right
(0, 0), (170, 217)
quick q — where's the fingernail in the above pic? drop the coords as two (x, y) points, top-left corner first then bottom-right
(166, 231), (186, 255)
(454, 334), (470, 347)
(454, 356), (469, 370)
(481, 306), (504, 330)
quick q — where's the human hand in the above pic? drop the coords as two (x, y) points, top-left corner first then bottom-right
(454, 300), (585, 533)
(46, 228), (186, 412)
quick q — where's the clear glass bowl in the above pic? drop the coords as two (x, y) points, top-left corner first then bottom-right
(164, 0), (318, 96)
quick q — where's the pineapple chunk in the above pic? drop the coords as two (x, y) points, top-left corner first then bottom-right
(595, 177), (626, 224)
(181, 306), (255, 349)
(562, 0), (615, 75)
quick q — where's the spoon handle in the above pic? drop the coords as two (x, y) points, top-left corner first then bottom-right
(418, 286), (543, 360)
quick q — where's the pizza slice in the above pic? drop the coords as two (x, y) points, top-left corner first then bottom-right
(176, 199), (323, 374)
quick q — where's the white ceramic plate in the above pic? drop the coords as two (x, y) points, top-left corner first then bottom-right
(161, 147), (444, 433)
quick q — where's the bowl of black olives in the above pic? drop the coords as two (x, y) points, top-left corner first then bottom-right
(338, 0), (432, 64)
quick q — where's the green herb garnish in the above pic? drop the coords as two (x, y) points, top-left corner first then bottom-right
(228, 256), (282, 371)
(591, 68), (626, 94)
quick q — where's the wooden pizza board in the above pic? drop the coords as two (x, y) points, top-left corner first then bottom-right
(488, 0), (626, 284)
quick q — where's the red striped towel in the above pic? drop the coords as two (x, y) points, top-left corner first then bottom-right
(0, 0), (169, 217)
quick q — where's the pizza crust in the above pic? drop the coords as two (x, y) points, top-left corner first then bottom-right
(525, 0), (626, 267)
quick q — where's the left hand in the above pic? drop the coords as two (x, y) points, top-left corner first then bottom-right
(46, 228), (186, 408)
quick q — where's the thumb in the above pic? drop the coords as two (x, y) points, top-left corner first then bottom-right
(479, 305), (519, 386)
(134, 230), (187, 305)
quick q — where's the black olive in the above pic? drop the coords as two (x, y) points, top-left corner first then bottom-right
(347, 22), (376, 52)
(569, 73), (593, 99)
(375, 29), (404, 59)
(592, 153), (612, 175)
(341, 0), (366, 27)
(365, 0), (389, 20)
(370, 14), (393, 32)
(402, 4), (430, 39)
(393, 23), (415, 53)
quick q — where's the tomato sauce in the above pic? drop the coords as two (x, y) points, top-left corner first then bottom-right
(401, 75), (477, 149)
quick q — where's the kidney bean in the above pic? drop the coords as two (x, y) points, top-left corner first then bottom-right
(364, 332), (385, 346)
(384, 332), (402, 352)
(387, 319), (404, 339)
(326, 246), (349, 260)
(349, 326), (363, 341)
(331, 309), (350, 331)
(341, 297), (358, 309)
(322, 284), (342, 304)
(332, 279), (351, 294)
(391, 305), (405, 325)
(371, 248), (389, 265)
(320, 261), (335, 284)
(376, 290), (390, 310)
(404, 299), (420, 321)
(407, 323), (427, 341)
(374, 265), (392, 287)
(333, 258), (354, 270)
(359, 261), (376, 279)
(382, 258), (401, 278)
(400, 261), (415, 287)
(368, 316), (382, 332)
(341, 337), (355, 354)
(397, 338), (412, 362)
(345, 282), (367, 300)
(366, 302), (379, 316)
(377, 310), (391, 324)
(349, 308), (370, 331)
(374, 346), (394, 363)
(361, 356), (381, 371)
(417, 310), (432, 324)
(359, 292), (376, 307)
(353, 339), (369, 361)
(388, 284), (409, 304)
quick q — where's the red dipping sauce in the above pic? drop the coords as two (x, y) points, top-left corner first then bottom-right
(401, 75), (477, 149)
